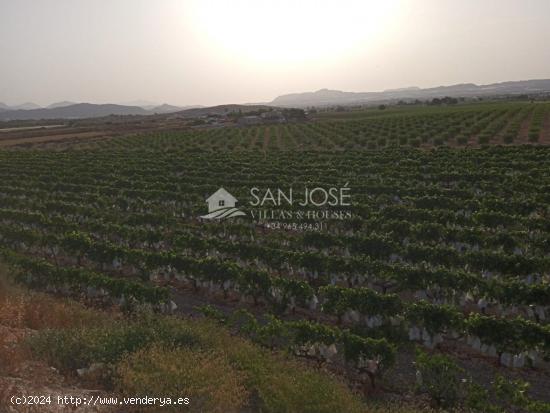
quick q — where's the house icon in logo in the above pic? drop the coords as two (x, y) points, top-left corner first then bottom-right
(200, 188), (246, 220)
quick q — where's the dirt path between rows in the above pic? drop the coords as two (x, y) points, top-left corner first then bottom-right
(0, 132), (106, 148)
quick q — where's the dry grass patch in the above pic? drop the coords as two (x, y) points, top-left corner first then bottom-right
(0, 266), (110, 330)
(0, 329), (32, 376)
(116, 344), (249, 413)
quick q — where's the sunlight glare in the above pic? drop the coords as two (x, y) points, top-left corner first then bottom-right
(187, 0), (403, 65)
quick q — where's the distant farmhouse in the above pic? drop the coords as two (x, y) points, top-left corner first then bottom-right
(260, 110), (286, 123)
(234, 108), (305, 127)
(237, 115), (263, 126)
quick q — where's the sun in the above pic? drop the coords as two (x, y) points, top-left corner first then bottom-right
(187, 0), (403, 65)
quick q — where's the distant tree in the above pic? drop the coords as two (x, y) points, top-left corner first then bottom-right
(378, 104), (387, 110)
(430, 97), (457, 106)
(282, 108), (306, 120)
(442, 96), (458, 105)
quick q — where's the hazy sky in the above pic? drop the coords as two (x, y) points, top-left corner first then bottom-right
(1, 0), (549, 107)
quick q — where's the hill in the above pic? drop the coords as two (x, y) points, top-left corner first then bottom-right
(0, 102), (42, 111)
(150, 103), (186, 114)
(0, 103), (150, 121)
(271, 79), (550, 107)
(11, 102), (42, 110)
(0, 102), (206, 121)
(47, 101), (77, 109)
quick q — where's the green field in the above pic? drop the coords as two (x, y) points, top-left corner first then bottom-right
(30, 101), (548, 151)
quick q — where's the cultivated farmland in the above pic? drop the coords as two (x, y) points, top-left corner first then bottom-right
(17, 101), (546, 151)
(1, 101), (550, 410)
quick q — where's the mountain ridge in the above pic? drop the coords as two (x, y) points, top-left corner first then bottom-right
(47, 101), (77, 109)
(270, 79), (550, 107)
(0, 103), (150, 121)
(2, 78), (550, 120)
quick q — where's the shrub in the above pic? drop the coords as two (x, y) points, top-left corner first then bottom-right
(464, 376), (550, 413)
(415, 348), (463, 408)
(225, 338), (365, 413)
(0, 266), (108, 330)
(0, 294), (106, 330)
(493, 376), (550, 413)
(27, 315), (198, 373)
(185, 320), (364, 413)
(503, 135), (514, 144)
(26, 313), (365, 412)
(478, 135), (490, 144)
(116, 345), (248, 413)
(528, 132), (539, 142)
(456, 136), (468, 145)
